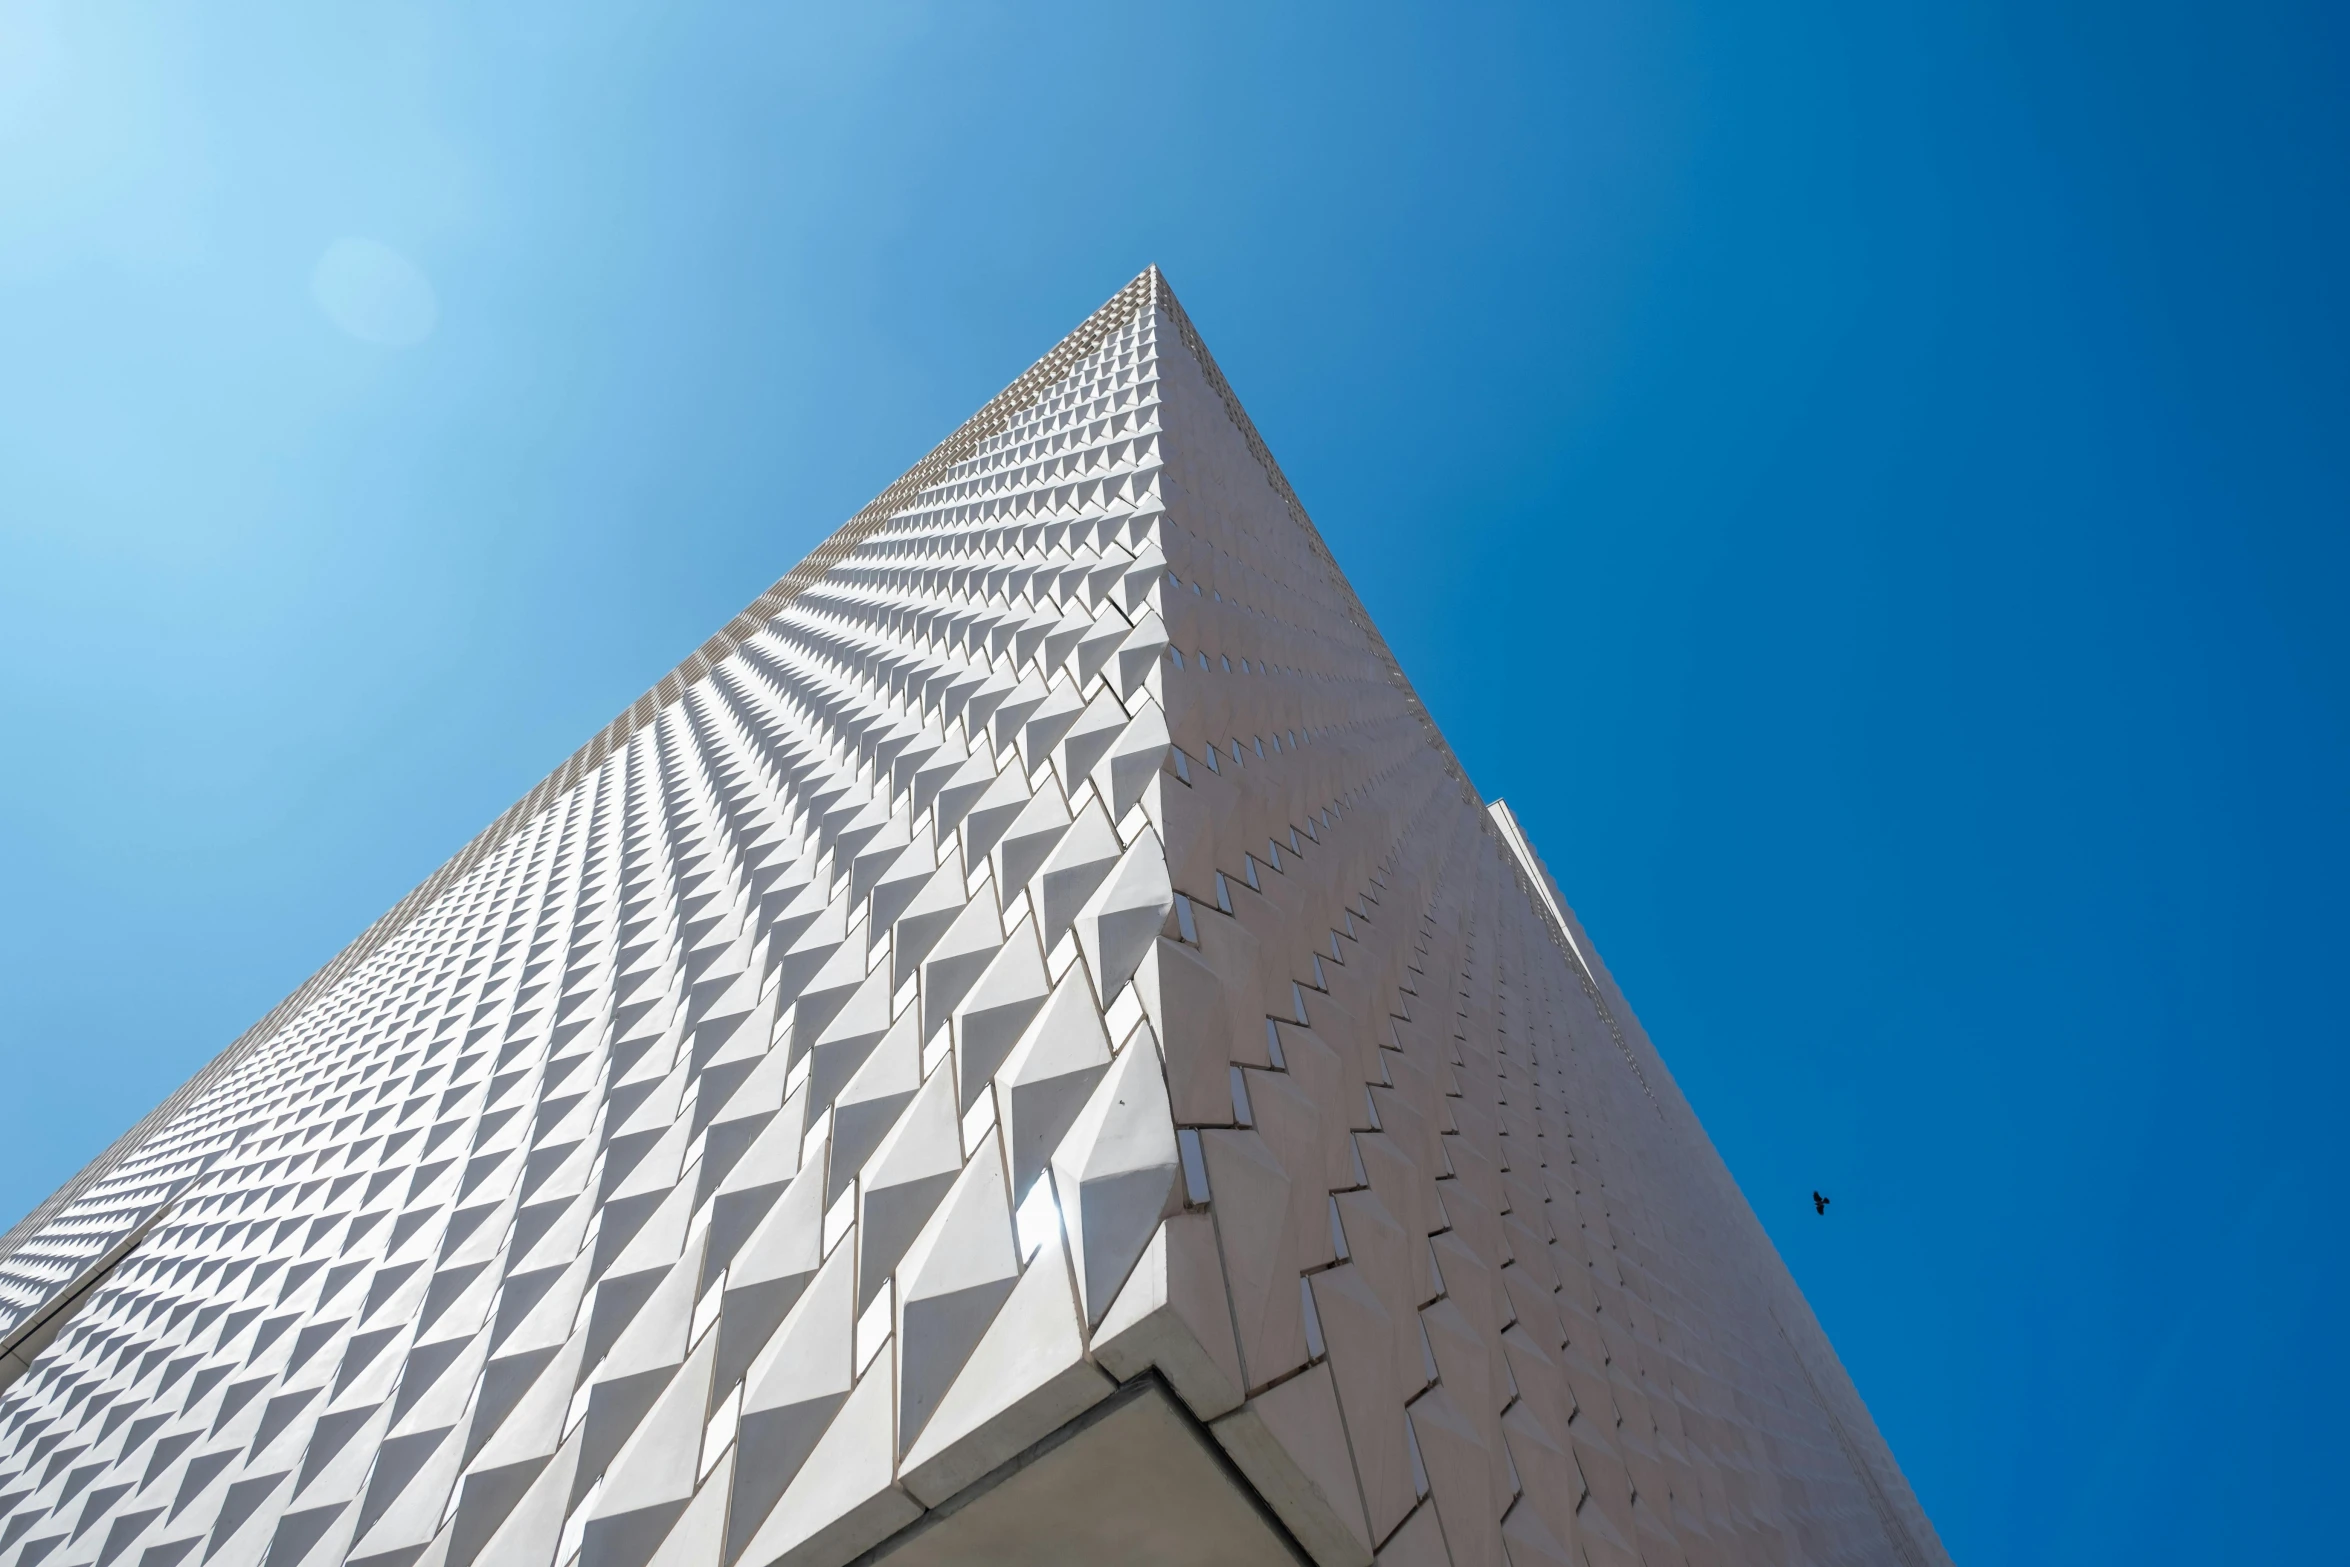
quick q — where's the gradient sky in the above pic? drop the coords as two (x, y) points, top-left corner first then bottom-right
(4, 3), (2345, 1560)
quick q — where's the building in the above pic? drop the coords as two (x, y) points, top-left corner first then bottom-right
(0, 269), (1947, 1567)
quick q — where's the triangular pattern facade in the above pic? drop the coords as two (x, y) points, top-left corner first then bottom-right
(0, 271), (1948, 1567)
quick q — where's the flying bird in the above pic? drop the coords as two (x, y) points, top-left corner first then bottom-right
(1812, 1191), (1831, 1215)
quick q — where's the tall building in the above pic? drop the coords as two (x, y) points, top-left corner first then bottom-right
(0, 270), (1946, 1567)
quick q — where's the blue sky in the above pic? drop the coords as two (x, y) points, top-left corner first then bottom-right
(3, 2), (2344, 1559)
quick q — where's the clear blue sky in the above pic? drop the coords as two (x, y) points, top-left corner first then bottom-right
(3, 3), (2344, 1559)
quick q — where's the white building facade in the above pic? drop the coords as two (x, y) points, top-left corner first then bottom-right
(0, 271), (1947, 1567)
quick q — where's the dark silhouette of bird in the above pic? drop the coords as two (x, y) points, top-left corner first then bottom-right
(1812, 1191), (1831, 1215)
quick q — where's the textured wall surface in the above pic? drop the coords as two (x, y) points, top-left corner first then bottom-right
(0, 271), (1948, 1567)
